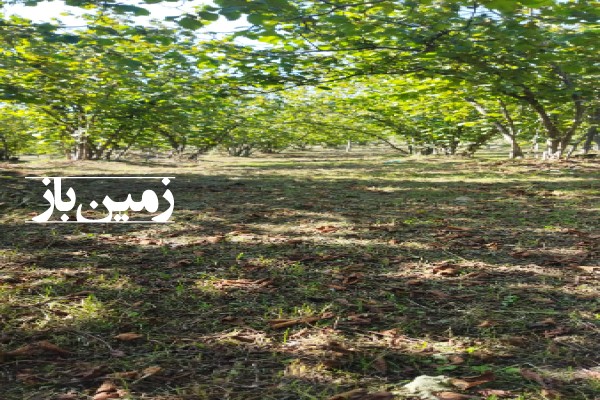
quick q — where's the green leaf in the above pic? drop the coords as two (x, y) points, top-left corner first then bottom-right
(247, 14), (264, 25)
(520, 0), (554, 6)
(94, 38), (115, 46)
(43, 33), (80, 44)
(258, 35), (281, 44)
(198, 11), (220, 21)
(118, 58), (144, 69)
(110, 5), (151, 16)
(35, 23), (57, 34)
(221, 9), (242, 21)
(177, 16), (204, 30)
(265, 0), (294, 11)
(64, 0), (95, 6)
(483, 0), (519, 12)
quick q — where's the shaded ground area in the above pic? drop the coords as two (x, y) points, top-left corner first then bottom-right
(1, 152), (599, 399)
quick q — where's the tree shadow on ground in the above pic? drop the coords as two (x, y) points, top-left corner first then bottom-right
(1, 159), (598, 399)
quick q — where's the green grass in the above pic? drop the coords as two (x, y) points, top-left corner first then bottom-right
(0, 150), (599, 399)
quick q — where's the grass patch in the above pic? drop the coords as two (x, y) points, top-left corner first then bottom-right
(1, 152), (598, 399)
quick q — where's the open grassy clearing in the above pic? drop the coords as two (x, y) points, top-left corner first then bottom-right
(0, 151), (599, 400)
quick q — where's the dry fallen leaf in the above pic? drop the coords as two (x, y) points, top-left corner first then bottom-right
(141, 365), (162, 378)
(346, 314), (373, 325)
(6, 340), (71, 357)
(221, 315), (245, 325)
(168, 258), (193, 268)
(428, 290), (452, 299)
(504, 336), (527, 346)
(448, 355), (465, 365)
(327, 341), (355, 354)
(451, 371), (495, 390)
(530, 296), (554, 304)
(477, 320), (498, 328)
(93, 380), (122, 400)
(206, 235), (225, 244)
(215, 278), (273, 290)
(328, 389), (393, 400)
(532, 318), (557, 327)
(342, 273), (363, 286)
(520, 368), (546, 386)
(93, 392), (121, 400)
(432, 264), (461, 276)
(511, 250), (533, 258)
(38, 340), (72, 355)
(574, 369), (600, 380)
(268, 312), (334, 329)
(316, 225), (339, 233)
(373, 356), (387, 374)
(472, 350), (495, 361)
(95, 381), (117, 393)
(138, 238), (159, 245)
(16, 369), (39, 384)
(543, 326), (569, 338)
(230, 334), (255, 343)
(108, 370), (139, 380)
(541, 388), (561, 399)
(436, 392), (476, 400)
(114, 332), (143, 341)
(574, 265), (598, 274)
(80, 365), (108, 380)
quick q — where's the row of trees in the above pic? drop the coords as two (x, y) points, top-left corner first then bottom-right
(0, 0), (598, 160)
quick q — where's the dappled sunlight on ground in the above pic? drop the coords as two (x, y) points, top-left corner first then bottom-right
(1, 152), (598, 399)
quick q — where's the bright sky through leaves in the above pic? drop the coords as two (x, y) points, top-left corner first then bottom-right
(0, 0), (247, 32)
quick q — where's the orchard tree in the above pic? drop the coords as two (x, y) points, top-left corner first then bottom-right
(270, 77), (506, 157)
(0, 104), (41, 159)
(201, 0), (598, 157)
(1, 0), (595, 159)
(0, 13), (228, 159)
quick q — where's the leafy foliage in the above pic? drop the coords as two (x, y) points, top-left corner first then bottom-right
(0, 0), (597, 159)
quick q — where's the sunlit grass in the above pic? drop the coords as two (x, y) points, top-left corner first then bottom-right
(1, 151), (598, 399)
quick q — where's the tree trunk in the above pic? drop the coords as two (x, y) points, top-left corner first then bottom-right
(72, 139), (95, 160)
(583, 108), (600, 154)
(466, 97), (522, 158)
(74, 141), (87, 160)
(509, 137), (524, 159)
(228, 144), (254, 157)
(0, 134), (8, 160)
(544, 138), (561, 159)
(582, 127), (599, 154)
(452, 140), (459, 155)
(529, 131), (541, 157)
(519, 74), (585, 158)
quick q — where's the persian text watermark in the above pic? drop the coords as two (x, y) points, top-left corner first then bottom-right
(26, 176), (174, 223)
